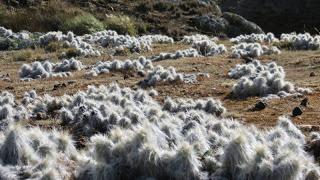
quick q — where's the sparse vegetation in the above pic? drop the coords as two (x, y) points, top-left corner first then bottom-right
(0, 1), (103, 35)
(44, 41), (64, 52)
(64, 48), (80, 58)
(273, 41), (296, 50)
(62, 13), (104, 35)
(103, 15), (137, 35)
(13, 49), (33, 61)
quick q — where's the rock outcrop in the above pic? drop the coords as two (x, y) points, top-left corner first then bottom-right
(192, 12), (264, 37)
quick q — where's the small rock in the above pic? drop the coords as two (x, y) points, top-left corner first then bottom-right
(53, 84), (59, 91)
(137, 71), (146, 77)
(68, 80), (76, 85)
(53, 83), (67, 91)
(254, 101), (267, 111)
(35, 112), (47, 120)
(310, 72), (316, 77)
(292, 106), (303, 117)
(300, 97), (309, 107)
(5, 86), (14, 90)
(242, 55), (254, 63)
(123, 74), (129, 80)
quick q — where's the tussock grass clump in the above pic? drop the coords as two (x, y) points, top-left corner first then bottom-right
(192, 40), (227, 56)
(181, 34), (218, 44)
(139, 66), (184, 87)
(39, 31), (100, 57)
(87, 57), (153, 77)
(138, 64), (208, 87)
(0, 126), (77, 179)
(19, 58), (84, 80)
(150, 48), (199, 62)
(279, 33), (320, 50)
(229, 60), (311, 98)
(163, 97), (226, 116)
(230, 33), (279, 44)
(0, 91), (28, 130)
(0, 26), (36, 51)
(230, 42), (281, 58)
(228, 60), (283, 79)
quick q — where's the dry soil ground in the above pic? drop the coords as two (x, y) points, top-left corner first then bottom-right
(0, 41), (320, 131)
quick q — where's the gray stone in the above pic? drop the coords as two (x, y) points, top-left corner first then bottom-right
(222, 12), (264, 37)
(300, 97), (309, 107)
(310, 72), (316, 77)
(192, 15), (228, 34)
(191, 12), (263, 37)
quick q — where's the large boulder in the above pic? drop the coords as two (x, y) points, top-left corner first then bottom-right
(191, 12), (264, 37)
(192, 15), (228, 34)
(222, 12), (264, 37)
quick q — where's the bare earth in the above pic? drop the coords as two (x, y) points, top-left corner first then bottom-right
(1, 41), (320, 130)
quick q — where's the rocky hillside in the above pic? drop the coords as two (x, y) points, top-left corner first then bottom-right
(218, 0), (320, 35)
(0, 0), (263, 38)
(2, 0), (319, 37)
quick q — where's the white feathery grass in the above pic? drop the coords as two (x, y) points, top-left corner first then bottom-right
(230, 42), (281, 58)
(0, 26), (34, 50)
(19, 58), (83, 80)
(181, 34), (218, 44)
(87, 57), (153, 77)
(230, 60), (311, 98)
(0, 84), (317, 179)
(150, 48), (200, 62)
(39, 31), (100, 57)
(280, 33), (320, 50)
(192, 40), (227, 56)
(230, 33), (279, 44)
(139, 65), (205, 87)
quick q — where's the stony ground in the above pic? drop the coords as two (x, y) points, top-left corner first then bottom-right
(1, 41), (320, 130)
